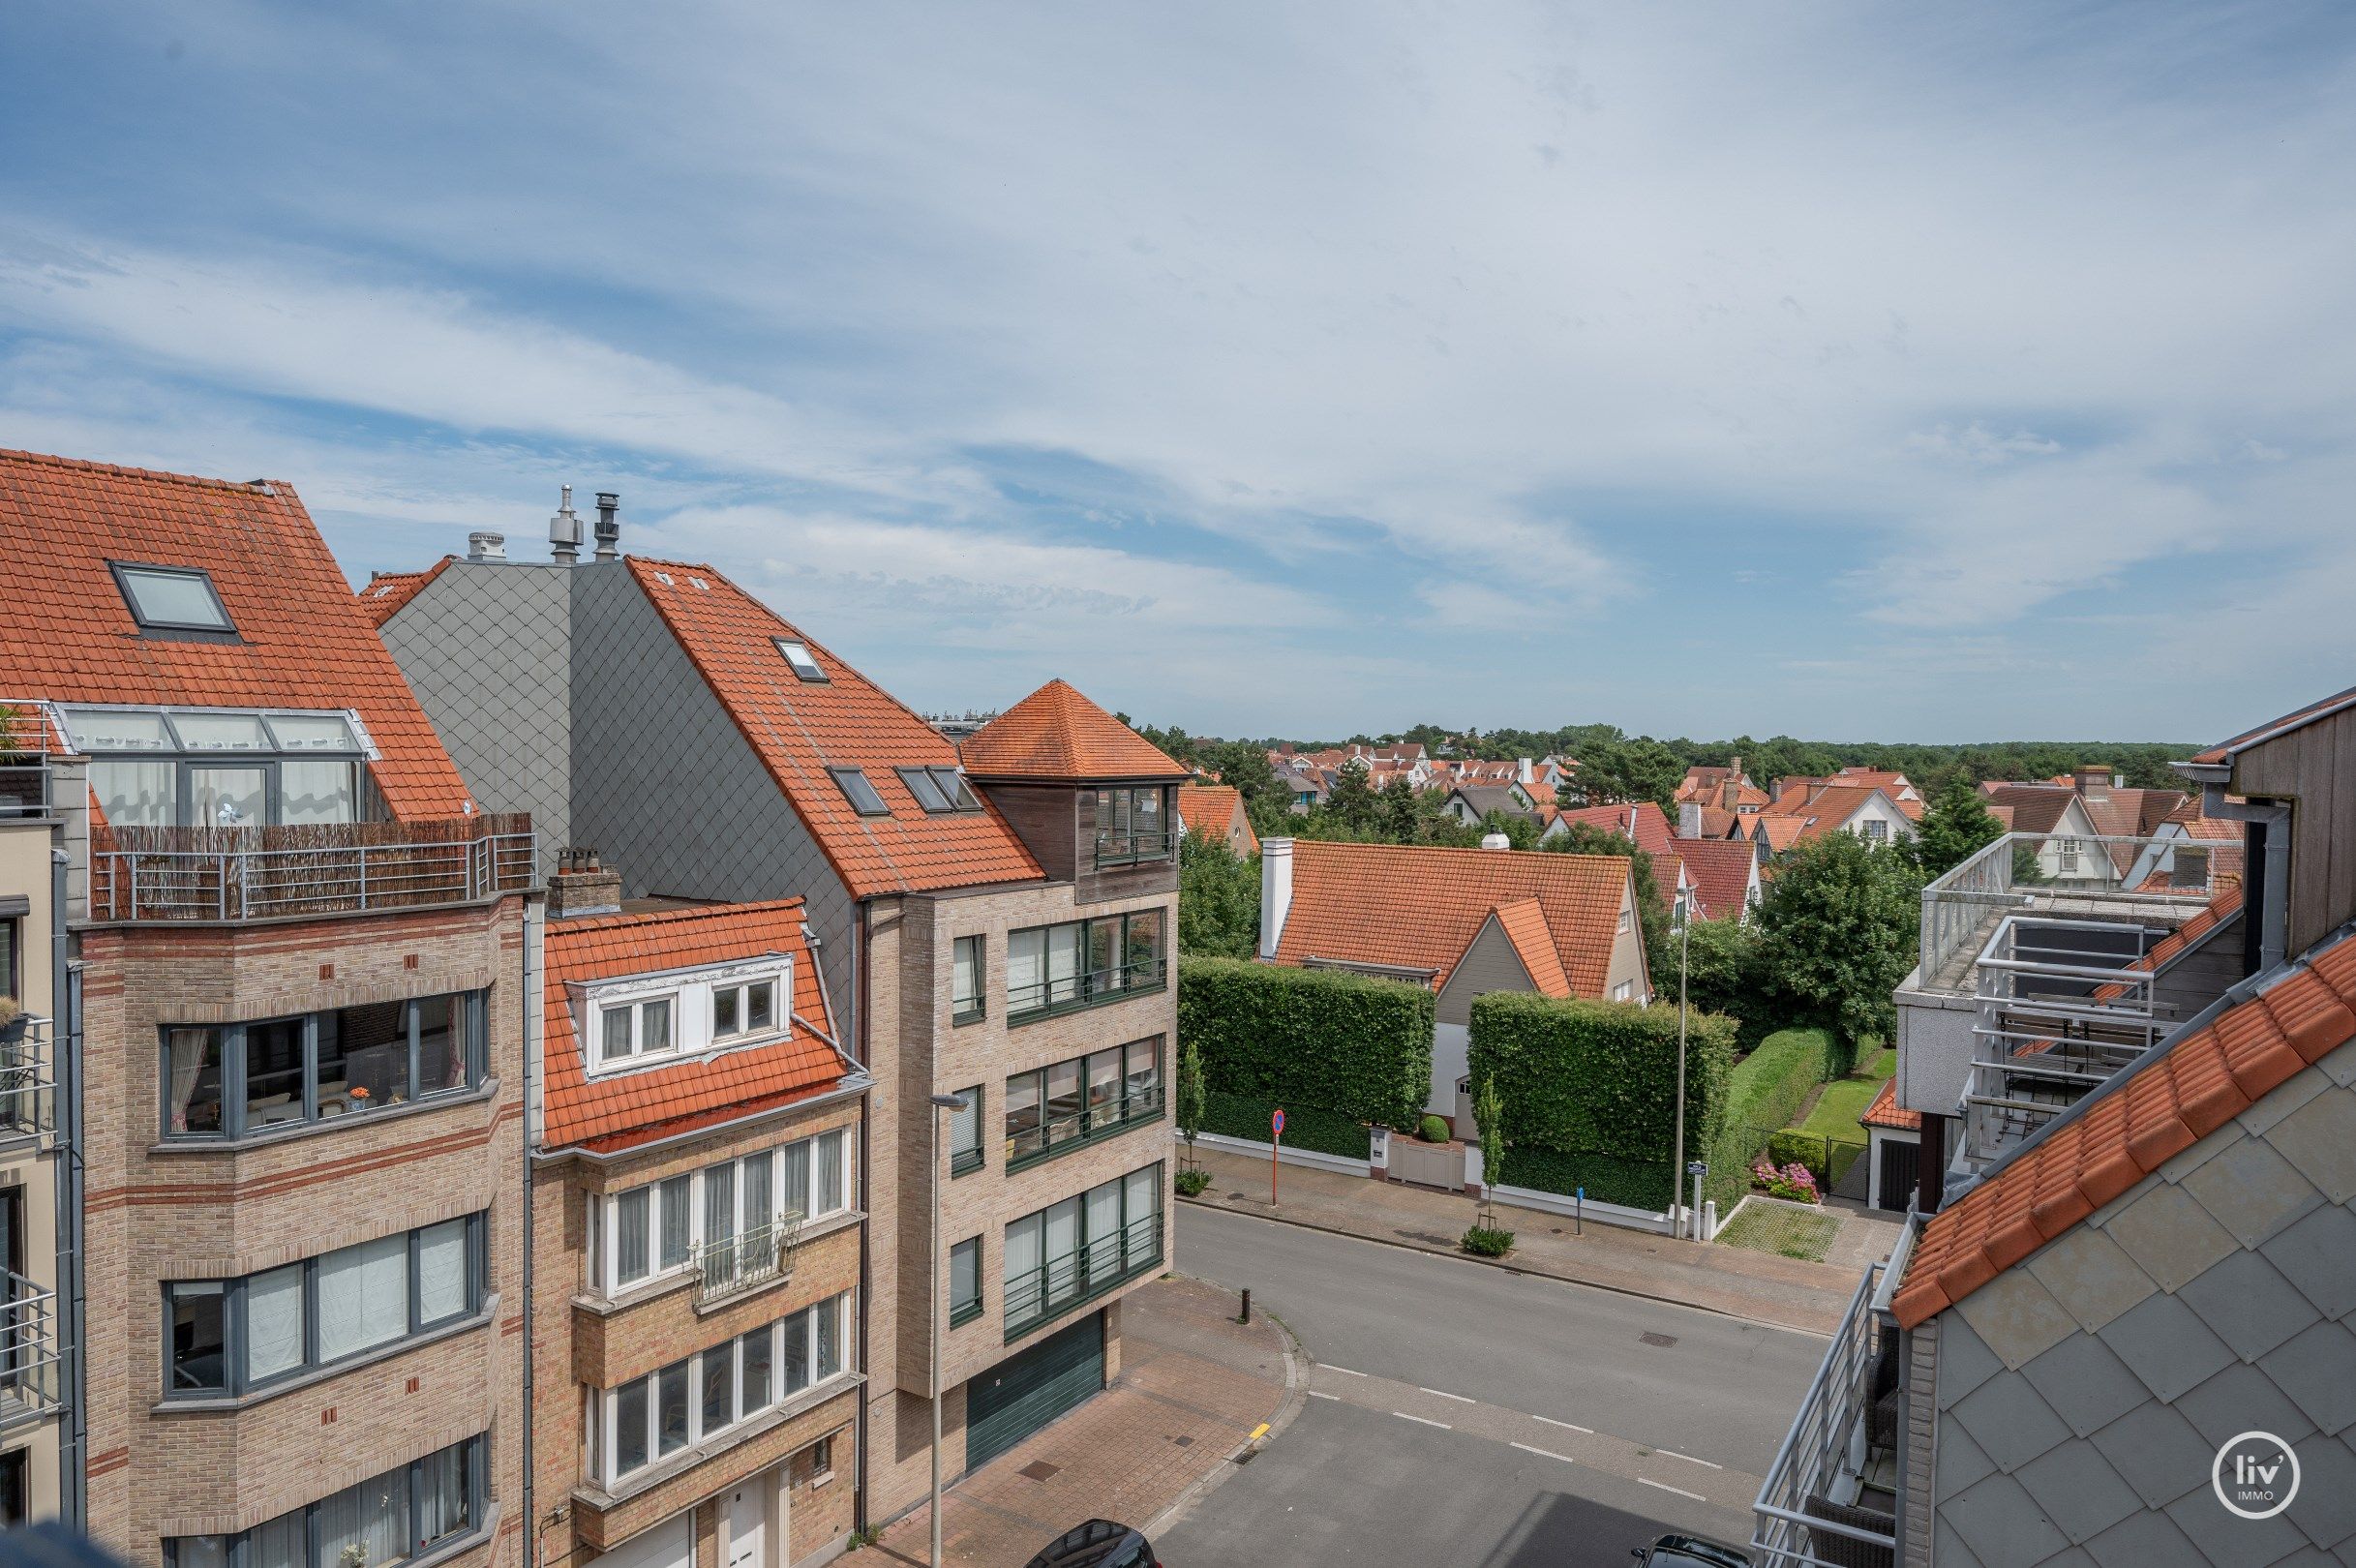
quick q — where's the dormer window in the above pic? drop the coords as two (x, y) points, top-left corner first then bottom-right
(582, 957), (796, 1078)
(831, 768), (890, 817)
(111, 562), (235, 634)
(712, 978), (777, 1040)
(599, 996), (676, 1065)
(774, 640), (828, 682)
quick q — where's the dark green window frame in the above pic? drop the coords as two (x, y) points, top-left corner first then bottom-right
(1002, 1163), (1163, 1341)
(1004, 911), (1166, 1024)
(1003, 1037), (1163, 1174)
(165, 1434), (486, 1568)
(1093, 787), (1172, 867)
(949, 1085), (983, 1177)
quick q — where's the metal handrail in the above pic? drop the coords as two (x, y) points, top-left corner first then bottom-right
(1753, 1260), (1898, 1567)
(1003, 1211), (1162, 1337)
(689, 1214), (804, 1305)
(1093, 829), (1172, 867)
(0, 700), (58, 822)
(90, 824), (535, 921)
(1920, 830), (2221, 981)
(1005, 1084), (1165, 1170)
(0, 1269), (62, 1421)
(1005, 957), (1166, 1021)
(0, 1019), (54, 1140)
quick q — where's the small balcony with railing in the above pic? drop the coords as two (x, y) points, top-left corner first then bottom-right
(88, 813), (536, 922)
(687, 1215), (804, 1309)
(0, 1015), (54, 1145)
(1005, 955), (1167, 1024)
(1005, 1083), (1166, 1175)
(1753, 1249), (1904, 1568)
(0, 702), (57, 821)
(0, 1270), (63, 1431)
(1002, 1210), (1163, 1342)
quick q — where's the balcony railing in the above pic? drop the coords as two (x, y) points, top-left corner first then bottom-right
(0, 1270), (62, 1428)
(1919, 830), (2225, 989)
(1005, 957), (1166, 1024)
(0, 1019), (54, 1142)
(1005, 1084), (1165, 1174)
(0, 701), (60, 822)
(1093, 829), (1172, 868)
(1753, 1256), (1899, 1568)
(90, 814), (534, 922)
(689, 1215), (803, 1307)
(1004, 1210), (1163, 1342)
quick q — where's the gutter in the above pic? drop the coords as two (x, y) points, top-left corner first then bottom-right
(526, 1073), (873, 1166)
(52, 845), (85, 1529)
(521, 889), (544, 1568)
(2200, 786), (2289, 973)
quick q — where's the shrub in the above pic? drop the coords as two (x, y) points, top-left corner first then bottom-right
(1750, 1158), (1821, 1204)
(1202, 1091), (1371, 1160)
(1468, 991), (1738, 1211)
(1707, 1027), (1831, 1179)
(1178, 956), (1435, 1130)
(1417, 1113), (1450, 1143)
(1173, 1168), (1212, 1197)
(1461, 1224), (1516, 1257)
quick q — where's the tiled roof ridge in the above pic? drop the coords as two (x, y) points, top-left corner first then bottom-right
(549, 895), (810, 936)
(356, 557), (455, 626)
(0, 445), (290, 494)
(1891, 918), (2356, 1329)
(962, 678), (1191, 780)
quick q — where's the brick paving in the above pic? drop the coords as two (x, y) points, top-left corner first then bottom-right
(870, 1275), (1292, 1566)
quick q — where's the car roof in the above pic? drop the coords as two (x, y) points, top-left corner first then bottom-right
(1027, 1520), (1146, 1568)
(1648, 1536), (1751, 1568)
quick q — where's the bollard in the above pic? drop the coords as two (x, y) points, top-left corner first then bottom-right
(1575, 1186), (1584, 1237)
(1240, 1287), (1252, 1325)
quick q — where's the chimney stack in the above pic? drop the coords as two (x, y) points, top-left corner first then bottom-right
(2075, 767), (2112, 800)
(1259, 838), (1295, 959)
(1679, 801), (1704, 839)
(1481, 831), (1512, 851)
(593, 492), (621, 561)
(548, 846), (623, 919)
(550, 485), (583, 564)
(466, 531), (507, 562)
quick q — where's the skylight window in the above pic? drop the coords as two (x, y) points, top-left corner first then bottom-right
(111, 563), (234, 634)
(774, 640), (828, 682)
(830, 768), (891, 817)
(898, 767), (952, 812)
(937, 769), (981, 810)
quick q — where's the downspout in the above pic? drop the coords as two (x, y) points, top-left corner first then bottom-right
(520, 890), (546, 1568)
(851, 900), (871, 1539)
(51, 846), (84, 1529)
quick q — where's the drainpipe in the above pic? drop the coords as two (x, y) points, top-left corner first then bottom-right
(2202, 787), (2289, 974)
(851, 900), (871, 1539)
(51, 846), (84, 1529)
(520, 890), (545, 1568)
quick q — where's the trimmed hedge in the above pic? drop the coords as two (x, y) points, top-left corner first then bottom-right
(1709, 1026), (1834, 1189)
(1178, 956), (1435, 1131)
(1468, 991), (1738, 1212)
(1200, 1091), (1372, 1160)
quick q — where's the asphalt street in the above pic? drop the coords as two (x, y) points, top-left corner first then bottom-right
(1156, 1204), (1827, 1566)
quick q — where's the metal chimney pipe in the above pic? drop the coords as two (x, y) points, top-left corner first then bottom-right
(550, 484), (583, 564)
(593, 492), (621, 561)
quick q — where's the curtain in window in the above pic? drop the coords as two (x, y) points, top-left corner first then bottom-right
(248, 1508), (305, 1568)
(1048, 925), (1081, 1001)
(704, 1162), (736, 1249)
(280, 760), (357, 825)
(816, 1296), (840, 1380)
(1085, 1183), (1121, 1282)
(781, 1312), (810, 1396)
(780, 1142), (810, 1221)
(315, 1465), (408, 1568)
(1004, 1215), (1042, 1320)
(246, 1264), (304, 1383)
(741, 1325), (772, 1411)
(317, 1234), (408, 1361)
(415, 1442), (471, 1548)
(91, 759), (174, 828)
(952, 940), (978, 1011)
(1005, 928), (1044, 1007)
(417, 1220), (468, 1324)
(950, 1090), (979, 1158)
(641, 999), (673, 1054)
(740, 1154), (772, 1239)
(1126, 1039), (1160, 1101)
(166, 1028), (221, 1134)
(615, 1189), (650, 1282)
(816, 1131), (844, 1214)
(658, 1177), (692, 1268)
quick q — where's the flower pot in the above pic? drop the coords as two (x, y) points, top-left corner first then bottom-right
(0, 1014), (26, 1048)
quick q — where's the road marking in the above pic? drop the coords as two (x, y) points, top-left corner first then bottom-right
(1392, 1411), (1452, 1430)
(1322, 1365), (1367, 1377)
(1638, 1477), (1707, 1501)
(1510, 1441), (1578, 1464)
(1308, 1391), (1341, 1402)
(1534, 1415), (1593, 1433)
(1656, 1448), (1724, 1469)
(1420, 1387), (1476, 1403)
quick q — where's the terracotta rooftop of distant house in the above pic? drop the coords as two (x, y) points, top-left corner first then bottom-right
(357, 558), (453, 628)
(1979, 778), (2190, 873)
(1272, 839), (1636, 998)
(1861, 1079), (1920, 1132)
(1552, 801), (1676, 859)
(1672, 836), (1759, 921)
(960, 678), (1191, 784)
(622, 558), (1043, 898)
(1756, 815), (1810, 852)
(1891, 920), (2356, 1330)
(1489, 898), (1575, 997)
(1986, 802), (2016, 830)
(1761, 785), (1892, 843)
(0, 447), (472, 819)
(2189, 682), (2356, 767)
(541, 898), (851, 1153)
(1689, 804), (1741, 839)
(1175, 783), (1258, 854)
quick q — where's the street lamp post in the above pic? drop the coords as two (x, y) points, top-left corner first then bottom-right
(1671, 895), (1691, 1239)
(926, 1091), (967, 1568)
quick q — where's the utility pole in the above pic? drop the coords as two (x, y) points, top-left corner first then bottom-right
(1672, 893), (1690, 1240)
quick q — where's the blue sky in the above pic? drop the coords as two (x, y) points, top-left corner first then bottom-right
(5, 2), (2355, 743)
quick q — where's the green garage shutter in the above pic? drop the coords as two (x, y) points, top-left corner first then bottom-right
(964, 1311), (1105, 1472)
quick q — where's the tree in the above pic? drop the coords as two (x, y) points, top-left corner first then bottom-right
(1472, 1074), (1508, 1229)
(1680, 914), (1767, 1046)
(1560, 736), (1684, 812)
(1176, 1038), (1208, 1171)
(1909, 773), (2007, 879)
(1177, 832), (1260, 958)
(1323, 758), (1381, 836)
(1752, 831), (1923, 1070)
(1203, 739), (1287, 828)
(1545, 822), (1676, 999)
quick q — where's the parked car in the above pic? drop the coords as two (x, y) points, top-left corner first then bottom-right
(1024, 1520), (1160, 1568)
(1630, 1535), (1753, 1568)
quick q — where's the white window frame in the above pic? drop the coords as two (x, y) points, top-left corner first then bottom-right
(1613, 981), (1634, 1002)
(580, 957), (795, 1080)
(1616, 908), (1633, 935)
(597, 993), (678, 1066)
(600, 1127), (855, 1298)
(597, 1292), (854, 1489)
(711, 976), (782, 1043)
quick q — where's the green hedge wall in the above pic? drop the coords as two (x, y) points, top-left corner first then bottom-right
(1709, 1026), (1833, 1183)
(1178, 956), (1435, 1131)
(1200, 1091), (1373, 1160)
(1467, 991), (1738, 1211)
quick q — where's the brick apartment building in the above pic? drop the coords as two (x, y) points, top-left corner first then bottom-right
(0, 450), (536, 1565)
(368, 517), (1184, 1537)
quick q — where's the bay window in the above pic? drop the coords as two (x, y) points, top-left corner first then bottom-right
(602, 1127), (853, 1298)
(600, 1293), (854, 1488)
(162, 992), (487, 1140)
(1004, 1038), (1163, 1170)
(1004, 911), (1166, 1021)
(165, 1434), (484, 1568)
(1093, 786), (1172, 866)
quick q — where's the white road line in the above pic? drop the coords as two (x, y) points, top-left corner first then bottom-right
(1533, 1415), (1594, 1433)
(1420, 1387), (1477, 1403)
(1656, 1449), (1725, 1469)
(1510, 1441), (1578, 1464)
(1308, 1391), (1341, 1402)
(1638, 1477), (1707, 1501)
(1322, 1365), (1367, 1377)
(1392, 1411), (1453, 1430)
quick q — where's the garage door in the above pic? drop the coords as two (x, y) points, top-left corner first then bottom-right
(1876, 1135), (1919, 1214)
(965, 1311), (1104, 1473)
(598, 1514), (692, 1568)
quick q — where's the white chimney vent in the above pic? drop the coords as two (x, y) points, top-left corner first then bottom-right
(1481, 831), (1511, 851)
(550, 484), (584, 563)
(467, 531), (507, 561)
(1259, 838), (1295, 959)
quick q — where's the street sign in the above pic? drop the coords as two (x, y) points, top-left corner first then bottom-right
(1687, 1161), (1707, 1176)
(1270, 1107), (1284, 1207)
(1272, 1107), (1286, 1136)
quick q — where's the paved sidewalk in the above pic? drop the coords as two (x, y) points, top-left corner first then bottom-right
(1181, 1146), (1871, 1334)
(871, 1275), (1295, 1566)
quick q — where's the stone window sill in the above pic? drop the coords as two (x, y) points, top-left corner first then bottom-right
(148, 1078), (501, 1158)
(151, 1295), (500, 1416)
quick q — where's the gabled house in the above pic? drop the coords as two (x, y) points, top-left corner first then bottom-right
(1676, 759), (1770, 816)
(1174, 782), (1258, 857)
(1257, 838), (1649, 1130)
(1759, 783), (1918, 849)
(1672, 835), (1764, 923)
(1440, 782), (1542, 831)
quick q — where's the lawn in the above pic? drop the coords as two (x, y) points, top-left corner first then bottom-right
(1797, 1075), (1885, 1138)
(1717, 1199), (1843, 1262)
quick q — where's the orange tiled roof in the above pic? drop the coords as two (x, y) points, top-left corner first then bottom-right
(0, 448), (471, 819)
(2088, 885), (2245, 1004)
(1672, 836), (1758, 921)
(1490, 898), (1574, 997)
(1273, 839), (1634, 997)
(1175, 783), (1258, 854)
(356, 557), (453, 628)
(1552, 801), (1675, 858)
(622, 558), (1042, 899)
(2190, 683), (2356, 766)
(542, 898), (850, 1151)
(1891, 923), (2356, 1329)
(1761, 785), (1891, 842)
(1861, 1078), (1920, 1131)
(961, 678), (1190, 783)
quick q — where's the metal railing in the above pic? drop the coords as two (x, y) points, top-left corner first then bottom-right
(690, 1215), (803, 1306)
(1003, 1211), (1163, 1341)
(90, 815), (534, 921)
(1005, 957), (1166, 1023)
(1005, 1084), (1165, 1173)
(1753, 1259), (1899, 1568)
(0, 701), (60, 821)
(1920, 831), (2222, 985)
(1093, 829), (1172, 868)
(0, 1018), (53, 1141)
(0, 1270), (61, 1425)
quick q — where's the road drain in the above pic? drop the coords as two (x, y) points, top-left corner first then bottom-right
(1641, 1331), (1678, 1348)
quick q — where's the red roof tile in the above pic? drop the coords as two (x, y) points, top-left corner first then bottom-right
(1672, 836), (1759, 921)
(1552, 801), (1676, 858)
(621, 558), (1042, 898)
(1862, 1078), (1920, 1131)
(1175, 783), (1258, 855)
(1490, 898), (1574, 997)
(1273, 839), (1636, 998)
(960, 679), (1190, 783)
(542, 898), (850, 1151)
(1893, 925), (2356, 1330)
(0, 448), (470, 819)
(356, 557), (453, 628)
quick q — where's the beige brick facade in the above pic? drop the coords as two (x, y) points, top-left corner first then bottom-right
(0, 814), (64, 1524)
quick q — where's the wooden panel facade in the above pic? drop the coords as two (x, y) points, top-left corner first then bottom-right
(2230, 704), (2356, 957)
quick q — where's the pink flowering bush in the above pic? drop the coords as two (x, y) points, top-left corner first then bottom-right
(1751, 1158), (1822, 1204)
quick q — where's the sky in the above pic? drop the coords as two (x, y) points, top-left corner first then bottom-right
(4, 2), (2354, 744)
